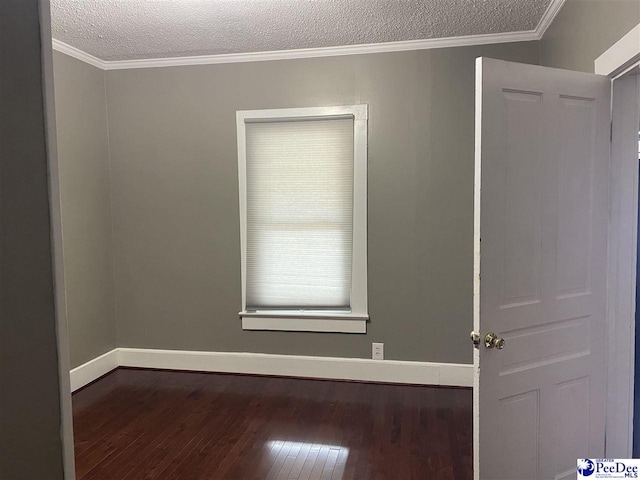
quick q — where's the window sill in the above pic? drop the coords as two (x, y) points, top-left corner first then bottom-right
(239, 311), (368, 334)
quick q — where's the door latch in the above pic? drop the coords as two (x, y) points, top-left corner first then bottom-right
(470, 331), (480, 349)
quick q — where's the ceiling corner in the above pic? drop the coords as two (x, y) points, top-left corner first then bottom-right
(535, 0), (567, 39)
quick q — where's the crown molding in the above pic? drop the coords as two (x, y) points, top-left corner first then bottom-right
(535, 0), (567, 38)
(100, 30), (540, 70)
(52, 1), (566, 71)
(53, 30), (539, 71)
(52, 39), (107, 69)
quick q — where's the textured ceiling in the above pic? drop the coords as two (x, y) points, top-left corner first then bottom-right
(51, 0), (552, 61)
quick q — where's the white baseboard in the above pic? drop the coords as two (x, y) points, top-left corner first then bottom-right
(70, 349), (119, 392)
(118, 348), (473, 387)
(70, 347), (472, 390)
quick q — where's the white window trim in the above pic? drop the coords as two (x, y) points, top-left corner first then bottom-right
(236, 105), (369, 334)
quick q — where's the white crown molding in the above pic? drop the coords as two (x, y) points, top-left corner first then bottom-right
(98, 31), (539, 70)
(52, 39), (107, 69)
(534, 0), (567, 38)
(52, 1), (567, 71)
(70, 347), (473, 390)
(53, 31), (539, 72)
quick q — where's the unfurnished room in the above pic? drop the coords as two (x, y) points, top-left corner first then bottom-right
(1, 1), (640, 479)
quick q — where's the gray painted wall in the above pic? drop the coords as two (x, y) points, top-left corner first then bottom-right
(105, 41), (539, 364)
(0, 1), (67, 478)
(540, 0), (640, 72)
(63, 0), (636, 367)
(53, 51), (117, 369)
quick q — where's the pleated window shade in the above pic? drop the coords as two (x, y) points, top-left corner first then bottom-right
(245, 118), (354, 310)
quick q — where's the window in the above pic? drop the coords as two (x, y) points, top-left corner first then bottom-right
(236, 105), (368, 333)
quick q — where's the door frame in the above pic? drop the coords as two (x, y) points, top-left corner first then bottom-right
(596, 23), (640, 457)
(40, 1), (77, 479)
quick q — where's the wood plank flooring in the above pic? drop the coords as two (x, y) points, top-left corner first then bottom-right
(73, 368), (472, 480)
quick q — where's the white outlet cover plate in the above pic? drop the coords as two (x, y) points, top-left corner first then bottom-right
(372, 343), (384, 360)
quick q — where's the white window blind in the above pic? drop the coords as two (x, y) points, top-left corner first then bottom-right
(245, 118), (354, 310)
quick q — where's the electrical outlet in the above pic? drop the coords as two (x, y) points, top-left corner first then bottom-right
(372, 342), (384, 360)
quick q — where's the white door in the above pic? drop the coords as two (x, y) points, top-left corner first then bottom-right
(474, 58), (611, 480)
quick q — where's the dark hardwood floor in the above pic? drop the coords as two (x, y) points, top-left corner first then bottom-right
(73, 368), (472, 480)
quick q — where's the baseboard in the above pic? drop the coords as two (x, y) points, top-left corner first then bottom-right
(70, 347), (472, 389)
(117, 348), (473, 387)
(70, 349), (119, 392)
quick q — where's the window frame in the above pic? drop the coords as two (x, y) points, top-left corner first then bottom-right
(236, 105), (368, 333)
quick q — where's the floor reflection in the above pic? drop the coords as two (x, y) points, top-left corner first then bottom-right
(265, 440), (349, 479)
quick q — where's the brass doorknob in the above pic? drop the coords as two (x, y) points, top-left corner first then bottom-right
(470, 331), (480, 349)
(484, 332), (505, 350)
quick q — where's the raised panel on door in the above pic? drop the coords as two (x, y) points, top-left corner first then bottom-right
(475, 58), (610, 480)
(501, 90), (543, 309)
(555, 95), (596, 299)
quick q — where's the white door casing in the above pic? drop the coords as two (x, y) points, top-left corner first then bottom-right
(474, 58), (611, 480)
(606, 70), (640, 457)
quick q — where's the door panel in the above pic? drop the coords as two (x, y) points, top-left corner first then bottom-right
(498, 390), (540, 477)
(474, 58), (611, 480)
(556, 96), (596, 297)
(501, 90), (543, 308)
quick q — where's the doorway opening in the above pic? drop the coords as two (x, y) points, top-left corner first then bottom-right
(635, 125), (640, 458)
